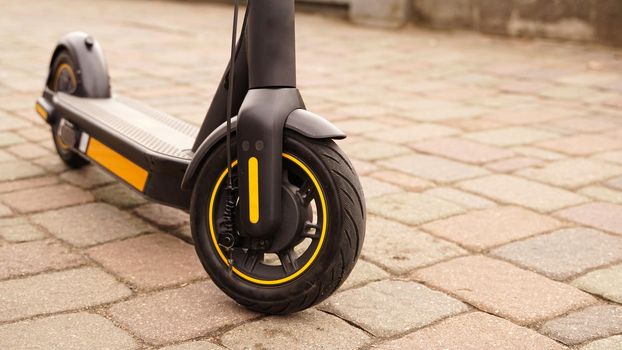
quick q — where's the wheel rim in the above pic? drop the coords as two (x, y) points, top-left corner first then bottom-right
(52, 63), (77, 152)
(53, 63), (78, 94)
(208, 153), (328, 285)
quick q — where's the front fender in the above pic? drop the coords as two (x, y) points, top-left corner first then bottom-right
(181, 109), (346, 190)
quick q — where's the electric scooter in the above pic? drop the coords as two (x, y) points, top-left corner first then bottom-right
(35, 0), (365, 314)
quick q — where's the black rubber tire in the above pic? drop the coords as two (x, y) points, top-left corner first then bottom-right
(191, 131), (366, 315)
(48, 50), (90, 169)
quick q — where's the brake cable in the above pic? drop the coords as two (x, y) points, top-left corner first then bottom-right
(220, 0), (241, 271)
(225, 0), (239, 187)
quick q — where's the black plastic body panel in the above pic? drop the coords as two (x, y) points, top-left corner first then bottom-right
(181, 108), (346, 190)
(236, 88), (304, 238)
(53, 94), (193, 210)
(47, 32), (111, 98)
(247, 0), (297, 89)
(286, 109), (346, 140)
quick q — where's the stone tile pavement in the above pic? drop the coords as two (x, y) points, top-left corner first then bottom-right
(1, 0), (622, 348)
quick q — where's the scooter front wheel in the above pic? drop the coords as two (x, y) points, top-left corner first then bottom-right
(190, 131), (365, 314)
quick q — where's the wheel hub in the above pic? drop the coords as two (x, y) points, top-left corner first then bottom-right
(264, 184), (307, 253)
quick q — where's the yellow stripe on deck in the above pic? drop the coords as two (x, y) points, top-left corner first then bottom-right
(87, 138), (148, 191)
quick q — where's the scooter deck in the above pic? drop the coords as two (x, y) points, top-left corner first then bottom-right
(53, 93), (197, 209)
(56, 93), (198, 159)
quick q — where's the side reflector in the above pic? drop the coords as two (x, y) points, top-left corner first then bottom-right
(87, 138), (148, 192)
(35, 102), (48, 121)
(78, 132), (90, 153)
(248, 157), (259, 224)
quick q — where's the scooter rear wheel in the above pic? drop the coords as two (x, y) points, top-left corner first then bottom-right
(191, 131), (365, 314)
(48, 50), (90, 169)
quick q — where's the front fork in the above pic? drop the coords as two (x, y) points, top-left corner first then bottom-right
(236, 88), (305, 238)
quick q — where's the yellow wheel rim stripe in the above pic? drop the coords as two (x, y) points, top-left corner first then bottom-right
(208, 153), (327, 285)
(53, 63), (77, 91)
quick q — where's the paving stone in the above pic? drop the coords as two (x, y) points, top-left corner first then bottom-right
(0, 239), (85, 279)
(548, 116), (619, 133)
(492, 228), (622, 280)
(0, 149), (16, 162)
(92, 182), (147, 208)
(0, 131), (25, 147)
(0, 267), (131, 321)
(595, 150), (622, 165)
(538, 134), (622, 156)
(540, 305), (622, 346)
(320, 280), (467, 337)
(32, 155), (68, 173)
(375, 312), (564, 350)
(359, 176), (401, 198)
(0, 113), (30, 132)
(412, 137), (514, 164)
(369, 170), (433, 191)
(7, 142), (51, 160)
(59, 166), (114, 189)
(458, 175), (588, 212)
(465, 127), (558, 146)
(0, 222), (46, 242)
(134, 203), (189, 229)
(540, 85), (603, 100)
(221, 309), (372, 350)
(340, 259), (389, 290)
(516, 159), (622, 189)
(479, 105), (573, 125)
(410, 104), (486, 122)
(160, 341), (225, 350)
(350, 158), (378, 175)
(109, 281), (256, 345)
(580, 335), (622, 350)
(362, 216), (465, 274)
(0, 160), (45, 181)
(447, 117), (504, 131)
(422, 206), (562, 251)
(579, 186), (622, 204)
(368, 193), (465, 226)
(31, 203), (153, 247)
(368, 123), (459, 144)
(340, 140), (410, 161)
(556, 202), (622, 235)
(0, 217), (27, 228)
(513, 146), (567, 161)
(15, 127), (49, 142)
(379, 154), (489, 183)
(0, 184), (93, 213)
(87, 233), (205, 290)
(424, 187), (496, 209)
(0, 203), (11, 217)
(0, 175), (58, 194)
(572, 264), (622, 304)
(413, 256), (596, 325)
(0, 313), (139, 350)
(334, 120), (392, 135)
(173, 223), (193, 242)
(607, 176), (622, 191)
(485, 156), (544, 173)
